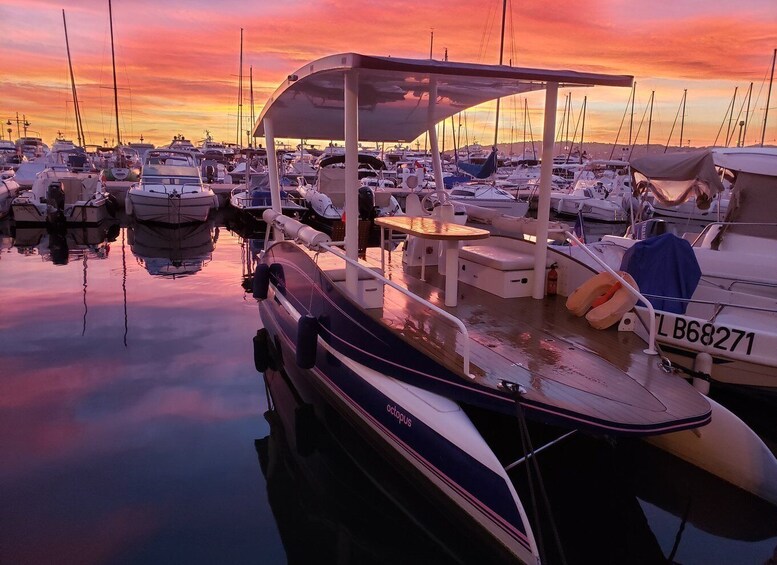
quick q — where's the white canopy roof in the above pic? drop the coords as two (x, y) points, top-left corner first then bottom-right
(254, 53), (633, 142)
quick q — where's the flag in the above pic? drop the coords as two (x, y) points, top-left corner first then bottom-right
(573, 210), (586, 244)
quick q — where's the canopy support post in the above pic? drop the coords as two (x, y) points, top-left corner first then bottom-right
(427, 80), (446, 196)
(532, 81), (559, 299)
(263, 117), (283, 241)
(344, 70), (360, 295)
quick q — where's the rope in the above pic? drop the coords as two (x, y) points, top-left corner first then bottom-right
(660, 357), (712, 382)
(510, 389), (568, 565)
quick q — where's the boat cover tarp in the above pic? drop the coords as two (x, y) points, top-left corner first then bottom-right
(318, 153), (387, 170)
(456, 148), (499, 179)
(630, 150), (724, 208)
(250, 173), (288, 205)
(619, 233), (700, 314)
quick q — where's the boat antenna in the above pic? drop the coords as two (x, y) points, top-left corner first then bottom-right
(63, 10), (85, 147)
(761, 48), (776, 147)
(108, 0), (121, 146)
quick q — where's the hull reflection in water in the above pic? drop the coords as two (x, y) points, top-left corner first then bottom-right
(12, 221), (120, 264)
(128, 220), (217, 277)
(256, 355), (777, 564)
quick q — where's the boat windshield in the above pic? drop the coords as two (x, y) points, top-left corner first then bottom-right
(142, 175), (201, 186)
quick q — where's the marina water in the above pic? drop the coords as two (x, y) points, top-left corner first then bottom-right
(1, 211), (775, 564)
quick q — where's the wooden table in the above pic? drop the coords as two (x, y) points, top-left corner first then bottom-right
(375, 216), (490, 307)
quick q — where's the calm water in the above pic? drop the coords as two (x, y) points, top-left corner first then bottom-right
(1, 211), (775, 564)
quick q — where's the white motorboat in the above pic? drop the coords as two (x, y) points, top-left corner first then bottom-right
(446, 182), (529, 217)
(0, 175), (21, 218)
(126, 149), (217, 224)
(550, 186), (628, 222)
(296, 153), (403, 232)
(11, 168), (116, 225)
(558, 148), (777, 396)
(249, 53), (777, 564)
(229, 172), (306, 219)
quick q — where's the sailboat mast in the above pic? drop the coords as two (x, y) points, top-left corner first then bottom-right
(250, 65), (255, 148)
(679, 88), (687, 149)
(761, 48), (776, 147)
(492, 0), (507, 148)
(108, 0), (121, 145)
(629, 82), (635, 146)
(645, 91), (655, 152)
(62, 10), (85, 147)
(743, 82), (753, 145)
(579, 96), (586, 163)
(237, 28), (243, 148)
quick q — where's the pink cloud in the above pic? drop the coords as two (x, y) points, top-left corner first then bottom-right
(2, 0), (775, 146)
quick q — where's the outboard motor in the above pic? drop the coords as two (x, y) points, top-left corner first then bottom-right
(45, 181), (67, 225)
(628, 218), (668, 240)
(357, 186), (376, 220)
(46, 182), (66, 212)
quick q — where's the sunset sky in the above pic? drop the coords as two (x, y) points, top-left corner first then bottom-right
(2, 0), (776, 151)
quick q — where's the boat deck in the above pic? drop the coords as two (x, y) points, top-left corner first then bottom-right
(307, 244), (710, 435)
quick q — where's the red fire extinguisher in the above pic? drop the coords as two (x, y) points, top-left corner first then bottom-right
(547, 263), (558, 295)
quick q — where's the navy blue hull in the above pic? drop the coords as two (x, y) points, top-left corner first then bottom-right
(260, 295), (536, 560)
(259, 242), (709, 436)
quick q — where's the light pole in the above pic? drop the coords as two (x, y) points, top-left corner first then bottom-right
(22, 115), (30, 137)
(737, 120), (745, 147)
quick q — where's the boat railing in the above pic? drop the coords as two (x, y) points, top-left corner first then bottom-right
(318, 242), (472, 376)
(691, 221), (777, 248)
(262, 210), (472, 376)
(565, 230), (659, 355)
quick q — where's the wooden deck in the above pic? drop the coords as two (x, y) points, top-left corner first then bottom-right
(306, 244), (710, 434)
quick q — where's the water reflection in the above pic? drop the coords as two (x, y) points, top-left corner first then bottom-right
(0, 215), (274, 564)
(128, 221), (217, 278)
(12, 221), (119, 264)
(0, 211), (775, 565)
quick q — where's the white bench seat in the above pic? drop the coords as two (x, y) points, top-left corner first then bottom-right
(459, 245), (536, 271)
(459, 239), (549, 299)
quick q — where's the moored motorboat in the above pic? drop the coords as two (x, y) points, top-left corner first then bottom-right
(126, 149), (218, 224)
(11, 168), (116, 225)
(563, 148), (777, 397)
(229, 172), (306, 219)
